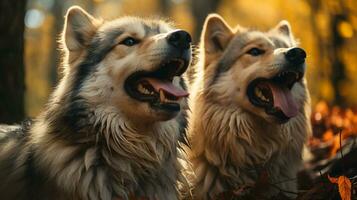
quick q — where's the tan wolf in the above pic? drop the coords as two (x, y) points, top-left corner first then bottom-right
(0, 6), (192, 200)
(187, 14), (311, 199)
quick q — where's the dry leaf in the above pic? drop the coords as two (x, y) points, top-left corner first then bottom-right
(322, 129), (334, 141)
(337, 176), (351, 200)
(328, 174), (338, 183)
(328, 175), (351, 200)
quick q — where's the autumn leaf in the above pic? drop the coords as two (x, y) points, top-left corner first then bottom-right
(328, 174), (338, 183)
(328, 175), (352, 200)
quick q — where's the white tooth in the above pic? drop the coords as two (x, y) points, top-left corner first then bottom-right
(256, 88), (265, 101)
(261, 95), (268, 102)
(160, 90), (165, 102)
(254, 87), (270, 102)
(173, 76), (180, 84)
(138, 84), (145, 93)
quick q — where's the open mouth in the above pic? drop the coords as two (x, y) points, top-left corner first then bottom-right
(124, 58), (189, 112)
(247, 70), (303, 122)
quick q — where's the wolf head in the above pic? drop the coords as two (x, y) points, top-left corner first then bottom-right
(59, 6), (191, 125)
(200, 14), (308, 123)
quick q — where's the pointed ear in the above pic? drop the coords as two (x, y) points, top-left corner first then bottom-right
(272, 20), (293, 39)
(63, 6), (101, 51)
(201, 14), (233, 54)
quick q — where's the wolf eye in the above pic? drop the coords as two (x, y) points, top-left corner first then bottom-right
(120, 37), (139, 46)
(247, 48), (265, 56)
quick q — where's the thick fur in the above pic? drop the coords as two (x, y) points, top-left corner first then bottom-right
(0, 6), (190, 200)
(186, 15), (311, 199)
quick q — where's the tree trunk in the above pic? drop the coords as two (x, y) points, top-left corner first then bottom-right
(159, 0), (170, 16)
(190, 0), (221, 42)
(306, 0), (348, 106)
(330, 13), (347, 106)
(0, 0), (26, 123)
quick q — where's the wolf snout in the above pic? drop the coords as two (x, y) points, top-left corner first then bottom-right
(167, 30), (192, 50)
(285, 47), (306, 65)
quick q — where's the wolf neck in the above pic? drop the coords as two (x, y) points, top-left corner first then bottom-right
(189, 92), (308, 191)
(29, 84), (181, 198)
(193, 99), (292, 159)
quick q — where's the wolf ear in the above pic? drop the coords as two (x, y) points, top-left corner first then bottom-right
(202, 14), (233, 54)
(63, 6), (100, 51)
(273, 20), (293, 38)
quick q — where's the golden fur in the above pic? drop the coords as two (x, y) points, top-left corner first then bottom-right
(186, 14), (311, 199)
(0, 6), (191, 200)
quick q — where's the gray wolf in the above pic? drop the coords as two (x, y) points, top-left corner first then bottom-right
(0, 6), (192, 200)
(186, 14), (311, 199)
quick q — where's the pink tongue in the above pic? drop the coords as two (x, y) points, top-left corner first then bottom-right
(143, 78), (189, 98)
(267, 83), (299, 118)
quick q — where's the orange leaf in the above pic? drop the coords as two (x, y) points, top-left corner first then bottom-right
(337, 176), (351, 200)
(328, 175), (351, 200)
(328, 174), (338, 183)
(322, 129), (334, 142)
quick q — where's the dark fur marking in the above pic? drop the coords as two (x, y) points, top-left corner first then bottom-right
(143, 23), (151, 36)
(177, 109), (189, 146)
(269, 36), (289, 48)
(210, 60), (232, 86)
(71, 29), (124, 96)
(62, 98), (92, 133)
(74, 31), (86, 46)
(210, 33), (250, 86)
(25, 146), (40, 199)
(178, 77), (189, 146)
(143, 23), (163, 36)
(155, 25), (161, 34)
(179, 77), (187, 91)
(59, 29), (124, 133)
(212, 36), (224, 51)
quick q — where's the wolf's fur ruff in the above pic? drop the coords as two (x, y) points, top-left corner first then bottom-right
(186, 14), (311, 199)
(0, 6), (191, 200)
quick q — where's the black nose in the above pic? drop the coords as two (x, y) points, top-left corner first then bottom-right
(167, 30), (192, 50)
(285, 47), (306, 65)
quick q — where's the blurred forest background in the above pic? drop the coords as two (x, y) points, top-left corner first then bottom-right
(1, 0), (357, 122)
(2, 1), (357, 198)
